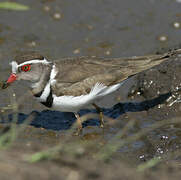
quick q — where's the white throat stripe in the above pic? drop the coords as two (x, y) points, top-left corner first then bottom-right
(36, 64), (57, 102)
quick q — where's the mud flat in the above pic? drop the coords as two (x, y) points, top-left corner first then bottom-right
(0, 0), (181, 179)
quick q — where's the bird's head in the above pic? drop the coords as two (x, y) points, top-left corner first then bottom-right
(3, 52), (51, 89)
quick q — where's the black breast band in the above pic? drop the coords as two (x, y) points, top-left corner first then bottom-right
(34, 89), (53, 108)
(41, 89), (53, 108)
(34, 91), (43, 97)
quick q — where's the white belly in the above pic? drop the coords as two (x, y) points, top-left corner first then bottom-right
(52, 82), (124, 112)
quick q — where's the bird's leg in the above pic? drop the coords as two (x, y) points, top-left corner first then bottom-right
(92, 103), (104, 128)
(73, 113), (82, 135)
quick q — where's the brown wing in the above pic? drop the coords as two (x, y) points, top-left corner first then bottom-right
(51, 50), (179, 97)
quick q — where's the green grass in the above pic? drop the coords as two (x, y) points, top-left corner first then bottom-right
(137, 157), (161, 172)
(1, 89), (181, 172)
(0, 2), (29, 11)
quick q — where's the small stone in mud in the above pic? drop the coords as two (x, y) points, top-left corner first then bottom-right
(53, 13), (62, 20)
(161, 135), (169, 140)
(105, 50), (111, 55)
(158, 35), (168, 42)
(43, 5), (50, 12)
(86, 24), (93, 30)
(173, 22), (180, 29)
(139, 155), (146, 161)
(73, 49), (80, 54)
(27, 41), (36, 47)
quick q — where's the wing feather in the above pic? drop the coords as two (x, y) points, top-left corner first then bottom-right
(51, 50), (177, 97)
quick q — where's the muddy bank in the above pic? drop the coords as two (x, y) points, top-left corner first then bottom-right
(0, 0), (181, 179)
(0, 49), (180, 180)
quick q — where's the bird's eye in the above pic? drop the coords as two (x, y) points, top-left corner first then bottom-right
(21, 64), (31, 72)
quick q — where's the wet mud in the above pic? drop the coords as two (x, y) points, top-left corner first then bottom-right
(0, 0), (181, 179)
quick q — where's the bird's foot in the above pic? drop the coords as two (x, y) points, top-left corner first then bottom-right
(99, 111), (104, 128)
(73, 113), (83, 136)
(100, 121), (104, 128)
(73, 127), (83, 136)
(92, 103), (105, 129)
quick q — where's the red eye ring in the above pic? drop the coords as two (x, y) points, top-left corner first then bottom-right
(21, 64), (31, 72)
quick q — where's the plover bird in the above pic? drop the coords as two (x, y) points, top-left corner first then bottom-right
(2, 50), (179, 134)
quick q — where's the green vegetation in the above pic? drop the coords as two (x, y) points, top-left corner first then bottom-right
(137, 157), (161, 172)
(0, 89), (181, 176)
(0, 2), (29, 11)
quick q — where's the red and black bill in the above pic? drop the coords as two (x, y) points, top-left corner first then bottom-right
(1, 73), (17, 89)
